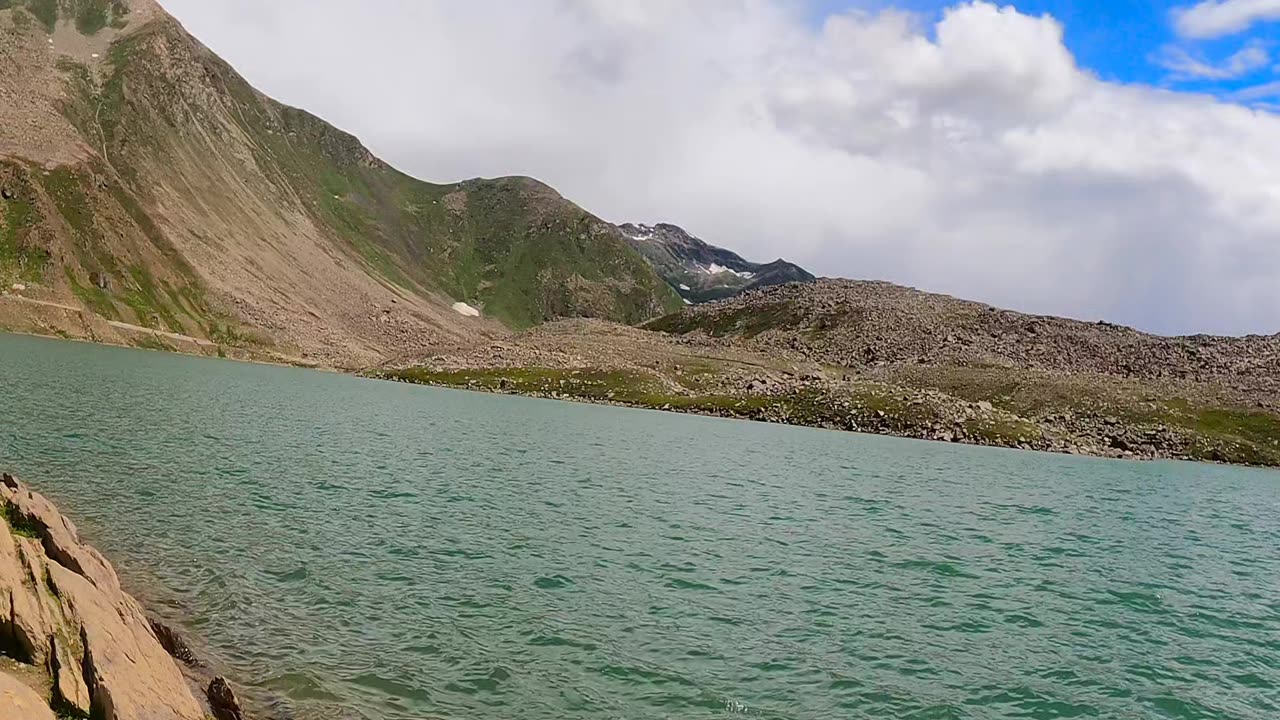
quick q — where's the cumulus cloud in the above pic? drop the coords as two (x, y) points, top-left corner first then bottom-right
(1173, 0), (1280, 39)
(155, 0), (1280, 336)
(1154, 40), (1269, 80)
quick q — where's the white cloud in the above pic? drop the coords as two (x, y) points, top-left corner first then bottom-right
(1154, 40), (1270, 80)
(1174, 0), (1280, 39)
(1234, 79), (1280, 100)
(155, 0), (1280, 336)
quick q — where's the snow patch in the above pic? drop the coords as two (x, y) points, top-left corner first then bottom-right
(452, 302), (481, 317)
(679, 283), (691, 291)
(683, 298), (693, 305)
(623, 225), (655, 241)
(704, 263), (755, 279)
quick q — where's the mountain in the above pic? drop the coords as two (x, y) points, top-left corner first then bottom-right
(645, 279), (1280, 395)
(618, 222), (814, 303)
(0, 0), (681, 367)
(639, 279), (1280, 463)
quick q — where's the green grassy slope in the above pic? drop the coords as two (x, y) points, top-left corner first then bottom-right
(93, 18), (681, 329)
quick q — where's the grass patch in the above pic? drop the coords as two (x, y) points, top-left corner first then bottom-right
(378, 367), (827, 424)
(206, 321), (252, 347)
(65, 267), (120, 320)
(39, 168), (99, 251)
(2, 502), (41, 539)
(646, 302), (805, 338)
(108, 0), (127, 27)
(1140, 399), (1280, 465)
(886, 365), (1280, 465)
(121, 265), (182, 331)
(383, 367), (661, 399)
(131, 333), (174, 352)
(963, 416), (1043, 446)
(25, 0), (56, 32)
(74, 0), (109, 34)
(1, 191), (48, 283)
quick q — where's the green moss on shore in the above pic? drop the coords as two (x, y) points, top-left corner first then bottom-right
(130, 334), (175, 352)
(370, 364), (1278, 466)
(2, 502), (40, 539)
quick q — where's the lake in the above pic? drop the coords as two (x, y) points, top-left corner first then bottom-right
(0, 333), (1277, 719)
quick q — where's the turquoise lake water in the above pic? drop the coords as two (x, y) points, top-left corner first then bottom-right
(0, 333), (1277, 719)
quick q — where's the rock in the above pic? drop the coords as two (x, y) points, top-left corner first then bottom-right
(0, 671), (55, 720)
(10, 283), (26, 293)
(0, 529), (61, 667)
(1, 476), (206, 720)
(89, 272), (110, 291)
(48, 556), (206, 720)
(1, 484), (120, 593)
(149, 619), (201, 667)
(50, 633), (91, 716)
(207, 676), (245, 720)
(0, 188), (14, 200)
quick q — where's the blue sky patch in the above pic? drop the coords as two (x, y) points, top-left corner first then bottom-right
(810, 0), (1280, 103)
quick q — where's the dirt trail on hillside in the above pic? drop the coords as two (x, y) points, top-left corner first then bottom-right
(4, 294), (213, 347)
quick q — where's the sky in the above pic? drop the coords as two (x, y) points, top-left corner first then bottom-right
(153, 0), (1280, 336)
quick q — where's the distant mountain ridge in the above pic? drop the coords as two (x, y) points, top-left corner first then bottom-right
(619, 223), (814, 303)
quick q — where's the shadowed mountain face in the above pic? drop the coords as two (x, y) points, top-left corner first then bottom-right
(619, 223), (814, 304)
(0, 0), (681, 366)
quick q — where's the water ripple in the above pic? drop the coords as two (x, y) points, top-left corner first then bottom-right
(0, 333), (1277, 719)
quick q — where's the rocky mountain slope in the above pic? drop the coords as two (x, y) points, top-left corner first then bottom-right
(1, 472), (246, 720)
(637, 280), (1280, 464)
(0, 0), (680, 367)
(371, 279), (1280, 467)
(619, 222), (814, 303)
(646, 279), (1280, 403)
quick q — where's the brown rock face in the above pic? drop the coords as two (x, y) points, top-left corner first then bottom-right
(50, 629), (92, 716)
(0, 475), (208, 720)
(0, 670), (55, 720)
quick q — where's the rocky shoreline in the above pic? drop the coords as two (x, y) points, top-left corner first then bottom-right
(366, 315), (1280, 468)
(369, 368), (1212, 465)
(0, 472), (248, 720)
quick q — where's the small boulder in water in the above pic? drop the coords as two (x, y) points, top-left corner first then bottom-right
(208, 676), (245, 720)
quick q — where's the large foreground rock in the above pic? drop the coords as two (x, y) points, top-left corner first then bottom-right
(0, 670), (55, 720)
(0, 474), (209, 720)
